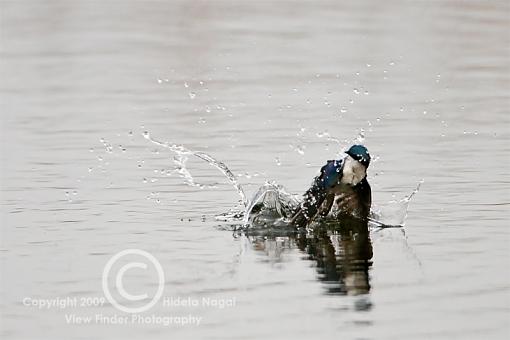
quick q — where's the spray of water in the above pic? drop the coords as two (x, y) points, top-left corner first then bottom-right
(369, 180), (423, 228)
(142, 132), (421, 230)
(142, 131), (248, 207)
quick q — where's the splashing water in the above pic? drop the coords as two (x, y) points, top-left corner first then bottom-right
(369, 180), (423, 228)
(242, 182), (300, 227)
(143, 131), (248, 206)
(143, 132), (421, 231)
(236, 181), (422, 231)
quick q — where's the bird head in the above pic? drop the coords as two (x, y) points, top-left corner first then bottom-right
(345, 145), (371, 168)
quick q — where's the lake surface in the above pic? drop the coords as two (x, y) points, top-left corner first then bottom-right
(1, 1), (509, 339)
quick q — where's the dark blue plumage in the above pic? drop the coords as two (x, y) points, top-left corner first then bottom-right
(290, 145), (372, 227)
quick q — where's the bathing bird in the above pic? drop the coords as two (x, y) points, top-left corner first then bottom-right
(290, 145), (372, 227)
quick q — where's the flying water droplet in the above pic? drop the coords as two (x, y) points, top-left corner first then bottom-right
(357, 129), (366, 143)
(296, 145), (305, 155)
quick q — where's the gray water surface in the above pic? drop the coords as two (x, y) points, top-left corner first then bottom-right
(1, 1), (509, 339)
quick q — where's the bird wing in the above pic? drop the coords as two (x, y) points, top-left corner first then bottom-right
(290, 160), (343, 227)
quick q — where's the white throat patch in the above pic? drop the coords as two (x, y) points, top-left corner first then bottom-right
(340, 155), (366, 186)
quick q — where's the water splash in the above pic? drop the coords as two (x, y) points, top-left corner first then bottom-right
(143, 132), (248, 206)
(143, 131), (421, 232)
(242, 182), (299, 227)
(369, 180), (423, 228)
(217, 180), (423, 231)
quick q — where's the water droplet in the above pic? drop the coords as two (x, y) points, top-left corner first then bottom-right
(205, 106), (211, 113)
(275, 157), (281, 166)
(389, 61), (395, 66)
(143, 178), (148, 183)
(184, 82), (189, 88)
(296, 145), (305, 155)
(316, 130), (330, 138)
(357, 129), (365, 143)
(156, 78), (163, 84)
(400, 107), (404, 112)
(89, 148), (94, 152)
(366, 63), (372, 68)
(340, 107), (347, 113)
(143, 131), (150, 139)
(353, 88), (360, 94)
(198, 117), (206, 124)
(128, 131), (133, 136)
(188, 92), (196, 99)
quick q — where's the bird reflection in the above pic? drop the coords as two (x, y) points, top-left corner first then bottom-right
(245, 216), (373, 296)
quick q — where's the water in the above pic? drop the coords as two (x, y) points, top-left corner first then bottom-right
(1, 1), (509, 339)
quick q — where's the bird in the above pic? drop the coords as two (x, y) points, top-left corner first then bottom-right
(290, 145), (372, 228)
